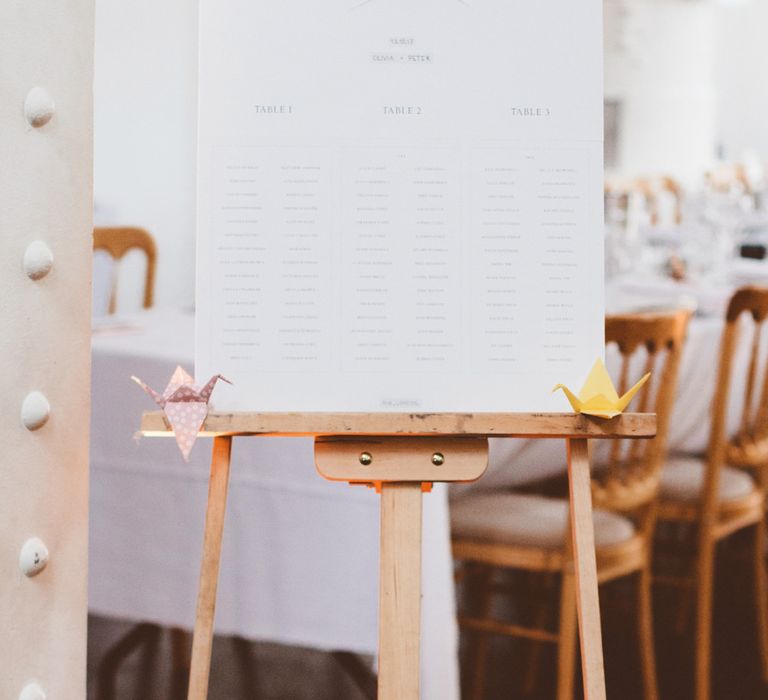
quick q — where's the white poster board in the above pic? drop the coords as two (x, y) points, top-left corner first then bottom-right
(196, 0), (604, 412)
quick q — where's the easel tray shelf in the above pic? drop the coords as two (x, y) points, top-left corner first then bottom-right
(140, 410), (656, 439)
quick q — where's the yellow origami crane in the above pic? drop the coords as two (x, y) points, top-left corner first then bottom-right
(553, 359), (650, 419)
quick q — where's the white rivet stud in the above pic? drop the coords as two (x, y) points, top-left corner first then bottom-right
(21, 391), (50, 431)
(19, 538), (49, 578)
(19, 683), (46, 700)
(24, 87), (55, 128)
(23, 241), (54, 280)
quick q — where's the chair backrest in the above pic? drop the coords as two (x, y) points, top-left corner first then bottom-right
(634, 176), (683, 226)
(605, 176), (683, 228)
(706, 163), (751, 195)
(700, 287), (768, 514)
(93, 227), (157, 314)
(591, 311), (690, 521)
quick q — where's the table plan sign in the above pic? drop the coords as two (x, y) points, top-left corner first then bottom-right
(196, 0), (604, 412)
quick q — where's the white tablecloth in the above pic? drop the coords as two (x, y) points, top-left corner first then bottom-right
(89, 310), (459, 699)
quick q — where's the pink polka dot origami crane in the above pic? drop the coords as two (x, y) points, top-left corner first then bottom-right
(132, 366), (231, 460)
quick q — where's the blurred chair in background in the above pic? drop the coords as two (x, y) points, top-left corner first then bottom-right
(606, 175), (684, 228)
(706, 163), (752, 196)
(635, 176), (684, 226)
(655, 286), (768, 700)
(93, 226), (157, 315)
(451, 311), (690, 700)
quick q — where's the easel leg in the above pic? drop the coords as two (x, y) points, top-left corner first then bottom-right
(566, 438), (606, 700)
(187, 435), (233, 700)
(378, 482), (423, 700)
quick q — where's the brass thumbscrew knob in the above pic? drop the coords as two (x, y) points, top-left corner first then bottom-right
(431, 452), (445, 466)
(359, 452), (373, 466)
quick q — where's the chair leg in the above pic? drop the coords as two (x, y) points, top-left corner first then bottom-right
(665, 523), (694, 635)
(330, 651), (376, 700)
(637, 566), (659, 700)
(674, 586), (693, 635)
(468, 564), (495, 700)
(234, 635), (262, 698)
(523, 571), (555, 696)
(694, 536), (716, 700)
(137, 625), (161, 699)
(556, 570), (578, 700)
(96, 623), (159, 700)
(753, 522), (768, 682)
(169, 627), (191, 699)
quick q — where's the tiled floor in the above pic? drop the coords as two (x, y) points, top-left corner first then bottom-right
(88, 529), (768, 699)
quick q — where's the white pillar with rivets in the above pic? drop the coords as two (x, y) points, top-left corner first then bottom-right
(0, 1), (94, 697)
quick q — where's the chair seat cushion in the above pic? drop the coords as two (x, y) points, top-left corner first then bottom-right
(660, 456), (755, 504)
(450, 492), (635, 550)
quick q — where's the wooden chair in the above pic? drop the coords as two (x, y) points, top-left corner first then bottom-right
(636, 176), (683, 226)
(93, 226), (157, 314)
(655, 286), (768, 700)
(706, 163), (751, 196)
(451, 311), (690, 700)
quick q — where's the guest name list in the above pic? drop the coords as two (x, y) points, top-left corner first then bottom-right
(197, 0), (604, 412)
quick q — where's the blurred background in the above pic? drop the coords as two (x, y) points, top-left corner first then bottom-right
(92, 0), (768, 313)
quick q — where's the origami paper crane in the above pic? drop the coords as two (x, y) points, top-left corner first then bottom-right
(132, 366), (231, 460)
(553, 358), (650, 419)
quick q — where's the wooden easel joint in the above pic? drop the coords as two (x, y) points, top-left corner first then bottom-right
(314, 435), (489, 484)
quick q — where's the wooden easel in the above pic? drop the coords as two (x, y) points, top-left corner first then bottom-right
(140, 411), (656, 700)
